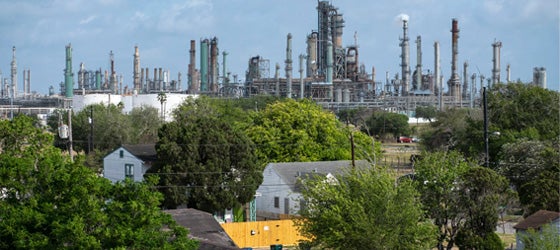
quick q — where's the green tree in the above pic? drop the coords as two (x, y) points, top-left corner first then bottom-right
(414, 151), (471, 250)
(489, 83), (559, 141)
(150, 97), (263, 211)
(247, 98), (380, 163)
(0, 115), (198, 249)
(364, 110), (411, 140)
(519, 223), (560, 250)
(454, 167), (509, 250)
(297, 167), (437, 249)
(415, 151), (513, 250)
(498, 139), (559, 215)
(415, 105), (437, 122)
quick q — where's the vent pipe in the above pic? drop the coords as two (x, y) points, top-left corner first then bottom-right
(285, 33), (293, 98)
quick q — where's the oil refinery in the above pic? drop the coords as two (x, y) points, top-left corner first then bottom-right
(0, 1), (549, 119)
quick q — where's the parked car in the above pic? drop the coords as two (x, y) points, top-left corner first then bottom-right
(398, 136), (412, 143)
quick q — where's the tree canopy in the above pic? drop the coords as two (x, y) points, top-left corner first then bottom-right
(363, 110), (411, 140)
(297, 166), (437, 249)
(0, 115), (198, 249)
(247, 98), (380, 163)
(150, 97), (263, 211)
(414, 151), (511, 250)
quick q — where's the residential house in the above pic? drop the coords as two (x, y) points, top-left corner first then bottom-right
(103, 144), (156, 183)
(255, 160), (369, 219)
(165, 208), (240, 250)
(513, 210), (560, 250)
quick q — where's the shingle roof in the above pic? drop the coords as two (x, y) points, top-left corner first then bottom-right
(267, 160), (370, 192)
(513, 210), (560, 230)
(122, 144), (157, 161)
(165, 208), (240, 250)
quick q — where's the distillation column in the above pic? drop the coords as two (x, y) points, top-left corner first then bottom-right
(400, 20), (410, 96)
(491, 41), (502, 86)
(285, 33), (293, 98)
(447, 19), (461, 98)
(463, 61), (469, 99)
(11, 46), (17, 98)
(306, 32), (318, 78)
(415, 35), (422, 91)
(64, 44), (74, 98)
(299, 54), (304, 98)
(133, 46), (141, 92)
(434, 41), (440, 96)
(200, 39), (209, 91)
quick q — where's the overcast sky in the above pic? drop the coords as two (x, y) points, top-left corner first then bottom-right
(0, 0), (558, 95)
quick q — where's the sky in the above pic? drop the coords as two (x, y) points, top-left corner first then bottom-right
(0, 0), (558, 95)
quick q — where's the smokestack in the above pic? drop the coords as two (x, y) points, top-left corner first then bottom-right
(506, 64), (511, 83)
(26, 69), (30, 98)
(200, 39), (209, 91)
(133, 46), (140, 91)
(448, 18), (461, 98)
(415, 35), (422, 91)
(110, 51), (117, 93)
(299, 54), (304, 98)
(11, 46), (17, 98)
(275, 63), (280, 97)
(188, 40), (196, 91)
(64, 44), (73, 98)
(210, 37), (219, 92)
(326, 41), (333, 84)
(285, 33), (293, 98)
(434, 41), (440, 96)
(222, 51), (228, 85)
(463, 61), (468, 99)
(492, 41), (502, 86)
(400, 19), (410, 96)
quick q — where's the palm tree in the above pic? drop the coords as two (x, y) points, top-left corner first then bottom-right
(157, 92), (167, 121)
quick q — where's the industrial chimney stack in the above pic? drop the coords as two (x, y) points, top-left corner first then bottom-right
(285, 33), (293, 98)
(447, 19), (461, 98)
(400, 20), (410, 96)
(492, 41), (502, 87)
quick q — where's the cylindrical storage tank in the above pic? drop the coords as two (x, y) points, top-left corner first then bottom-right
(343, 88), (351, 103)
(335, 88), (342, 103)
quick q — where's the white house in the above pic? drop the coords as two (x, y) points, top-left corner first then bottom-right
(513, 210), (560, 250)
(103, 144), (156, 183)
(255, 160), (369, 219)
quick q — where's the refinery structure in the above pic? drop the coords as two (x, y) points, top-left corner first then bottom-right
(0, 1), (549, 119)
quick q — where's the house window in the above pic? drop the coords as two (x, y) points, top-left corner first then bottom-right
(125, 164), (134, 178)
(119, 150), (124, 158)
(274, 197), (280, 208)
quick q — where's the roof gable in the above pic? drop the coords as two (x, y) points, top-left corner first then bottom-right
(514, 210), (560, 230)
(119, 144), (157, 161)
(165, 208), (239, 250)
(267, 160), (369, 192)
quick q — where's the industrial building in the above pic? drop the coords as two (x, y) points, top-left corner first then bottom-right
(0, 1), (549, 119)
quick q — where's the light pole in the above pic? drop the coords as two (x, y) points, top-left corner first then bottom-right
(483, 87), (489, 167)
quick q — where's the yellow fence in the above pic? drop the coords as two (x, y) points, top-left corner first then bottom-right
(221, 220), (309, 249)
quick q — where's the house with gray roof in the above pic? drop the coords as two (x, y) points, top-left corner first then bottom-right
(255, 160), (369, 219)
(103, 144), (156, 183)
(513, 210), (560, 250)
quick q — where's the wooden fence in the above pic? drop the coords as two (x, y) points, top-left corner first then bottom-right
(221, 220), (308, 249)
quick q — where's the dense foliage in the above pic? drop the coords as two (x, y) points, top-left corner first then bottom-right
(0, 115), (198, 249)
(363, 110), (411, 140)
(414, 151), (511, 250)
(298, 166), (437, 249)
(247, 99), (380, 163)
(150, 97), (263, 211)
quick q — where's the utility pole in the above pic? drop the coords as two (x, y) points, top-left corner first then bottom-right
(88, 106), (93, 154)
(68, 108), (73, 162)
(483, 87), (488, 168)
